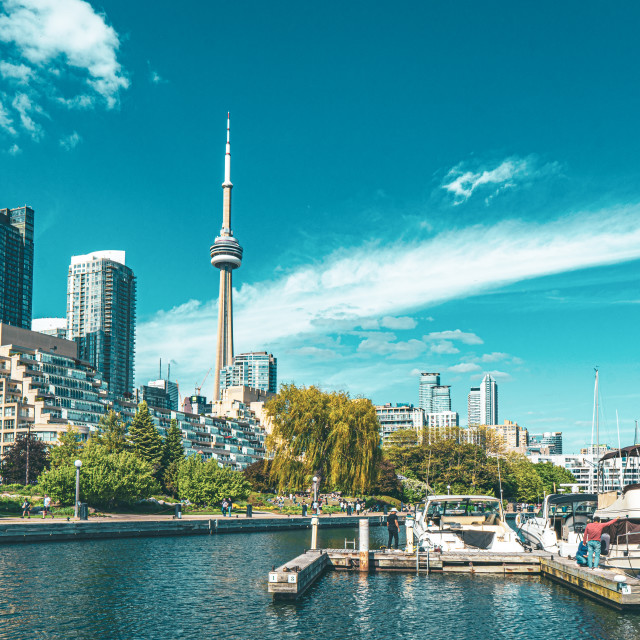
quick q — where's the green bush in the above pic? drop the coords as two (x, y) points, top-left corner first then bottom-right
(176, 456), (251, 506)
(365, 495), (402, 509)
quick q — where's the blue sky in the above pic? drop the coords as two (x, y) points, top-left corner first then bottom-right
(1, 1), (639, 453)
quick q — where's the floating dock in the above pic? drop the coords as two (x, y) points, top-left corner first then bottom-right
(267, 517), (640, 610)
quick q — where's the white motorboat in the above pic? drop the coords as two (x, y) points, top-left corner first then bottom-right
(415, 494), (523, 552)
(515, 493), (597, 556)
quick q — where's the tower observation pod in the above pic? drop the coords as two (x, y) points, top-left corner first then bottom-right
(211, 113), (243, 401)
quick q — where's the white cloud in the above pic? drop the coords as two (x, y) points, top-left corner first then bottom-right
(0, 61), (31, 83)
(442, 155), (559, 204)
(137, 205), (640, 388)
(356, 332), (426, 360)
(0, 99), (16, 134)
(380, 316), (417, 330)
(149, 70), (167, 85)
(0, 0), (128, 139)
(448, 362), (482, 373)
(59, 131), (81, 150)
(430, 340), (460, 355)
(424, 329), (483, 345)
(8, 142), (20, 155)
(480, 352), (509, 363)
(289, 346), (338, 360)
(484, 369), (512, 381)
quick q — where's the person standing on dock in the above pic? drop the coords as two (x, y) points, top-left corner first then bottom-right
(42, 495), (52, 519)
(583, 516), (618, 569)
(387, 507), (399, 550)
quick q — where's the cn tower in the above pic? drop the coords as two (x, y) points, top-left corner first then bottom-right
(210, 113), (243, 401)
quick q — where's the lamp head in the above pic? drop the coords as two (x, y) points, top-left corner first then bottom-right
(74, 459), (82, 468)
(313, 476), (318, 483)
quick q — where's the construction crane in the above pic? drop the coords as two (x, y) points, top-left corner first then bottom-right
(195, 367), (212, 396)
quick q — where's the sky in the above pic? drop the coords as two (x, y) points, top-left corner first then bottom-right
(1, 1), (639, 453)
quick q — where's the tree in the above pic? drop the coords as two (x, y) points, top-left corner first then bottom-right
(1, 434), (48, 484)
(243, 459), (273, 493)
(369, 458), (402, 499)
(128, 402), (163, 475)
(38, 445), (159, 507)
(503, 454), (544, 502)
(265, 384), (381, 493)
(176, 456), (251, 506)
(533, 461), (576, 495)
(162, 419), (185, 468)
(49, 427), (83, 469)
(93, 411), (129, 454)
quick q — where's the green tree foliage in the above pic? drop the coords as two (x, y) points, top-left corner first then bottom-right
(128, 401), (163, 475)
(162, 419), (185, 468)
(93, 411), (129, 454)
(265, 384), (381, 493)
(49, 427), (83, 469)
(503, 454), (544, 502)
(369, 458), (402, 499)
(176, 456), (251, 506)
(533, 461), (576, 495)
(243, 459), (273, 493)
(1, 434), (49, 484)
(38, 444), (159, 507)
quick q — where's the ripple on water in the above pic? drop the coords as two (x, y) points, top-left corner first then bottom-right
(0, 528), (638, 640)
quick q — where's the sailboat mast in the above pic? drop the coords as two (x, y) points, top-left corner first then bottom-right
(616, 410), (624, 492)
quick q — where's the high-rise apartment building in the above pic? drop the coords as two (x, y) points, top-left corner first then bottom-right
(67, 251), (136, 397)
(219, 351), (277, 395)
(529, 431), (563, 455)
(418, 372), (440, 410)
(147, 378), (179, 411)
(469, 374), (498, 425)
(0, 206), (34, 329)
(468, 387), (480, 426)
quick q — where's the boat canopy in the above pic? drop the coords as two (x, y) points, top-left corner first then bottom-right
(600, 445), (640, 462)
(547, 493), (597, 505)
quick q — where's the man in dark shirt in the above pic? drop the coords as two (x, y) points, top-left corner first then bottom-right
(575, 540), (588, 566)
(387, 507), (399, 549)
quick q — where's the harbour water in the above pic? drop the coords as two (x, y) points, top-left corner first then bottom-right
(0, 526), (638, 639)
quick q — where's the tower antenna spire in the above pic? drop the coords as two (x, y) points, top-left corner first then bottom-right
(224, 112), (231, 187)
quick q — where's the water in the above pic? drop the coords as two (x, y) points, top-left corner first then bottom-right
(0, 526), (638, 639)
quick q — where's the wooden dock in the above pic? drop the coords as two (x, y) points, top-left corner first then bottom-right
(540, 556), (640, 611)
(268, 548), (548, 599)
(268, 546), (640, 610)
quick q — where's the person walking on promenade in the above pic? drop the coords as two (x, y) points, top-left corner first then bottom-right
(355, 501), (361, 516)
(227, 498), (232, 515)
(42, 494), (52, 519)
(222, 499), (228, 517)
(387, 507), (399, 550)
(21, 498), (31, 519)
(584, 516), (618, 569)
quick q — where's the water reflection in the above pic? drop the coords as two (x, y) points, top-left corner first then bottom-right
(0, 527), (638, 639)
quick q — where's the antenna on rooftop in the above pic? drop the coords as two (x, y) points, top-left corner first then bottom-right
(159, 357), (162, 380)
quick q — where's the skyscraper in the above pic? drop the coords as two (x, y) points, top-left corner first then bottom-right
(418, 372), (440, 411)
(211, 114), (243, 401)
(468, 387), (481, 426)
(219, 351), (277, 395)
(468, 374), (498, 425)
(480, 373), (498, 425)
(67, 250), (136, 397)
(0, 206), (34, 329)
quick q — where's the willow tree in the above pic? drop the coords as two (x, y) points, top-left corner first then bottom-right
(265, 384), (380, 493)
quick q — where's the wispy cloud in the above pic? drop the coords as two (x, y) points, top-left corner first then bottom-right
(442, 155), (560, 204)
(137, 204), (640, 391)
(0, 0), (128, 140)
(59, 131), (81, 150)
(149, 70), (167, 85)
(7, 142), (20, 155)
(448, 362), (482, 374)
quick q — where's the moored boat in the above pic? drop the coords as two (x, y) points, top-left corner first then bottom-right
(414, 494), (523, 552)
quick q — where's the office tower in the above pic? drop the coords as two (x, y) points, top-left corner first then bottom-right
(418, 372), (440, 411)
(468, 387), (481, 426)
(32, 317), (67, 339)
(148, 378), (179, 411)
(67, 250), (136, 397)
(432, 386), (452, 412)
(211, 114), (243, 401)
(219, 351), (277, 395)
(0, 206), (34, 329)
(480, 373), (498, 425)
(529, 432), (563, 455)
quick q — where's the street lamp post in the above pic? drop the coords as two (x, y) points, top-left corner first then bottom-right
(312, 476), (318, 513)
(447, 485), (451, 495)
(74, 459), (82, 519)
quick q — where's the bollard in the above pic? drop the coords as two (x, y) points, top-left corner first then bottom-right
(174, 503), (182, 519)
(405, 516), (414, 554)
(302, 504), (308, 517)
(359, 518), (370, 573)
(311, 516), (319, 550)
(246, 504), (252, 518)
